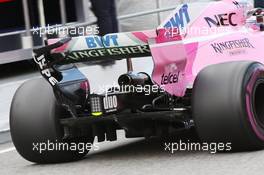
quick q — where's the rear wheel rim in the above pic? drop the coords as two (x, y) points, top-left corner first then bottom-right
(253, 79), (264, 128)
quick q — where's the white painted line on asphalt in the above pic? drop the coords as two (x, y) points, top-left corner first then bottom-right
(0, 147), (15, 154)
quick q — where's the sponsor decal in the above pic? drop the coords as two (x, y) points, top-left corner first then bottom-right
(85, 35), (118, 48)
(66, 45), (151, 60)
(103, 95), (118, 113)
(33, 54), (59, 86)
(233, 1), (247, 9)
(205, 13), (237, 27)
(161, 72), (180, 85)
(229, 49), (246, 56)
(164, 4), (190, 29)
(233, 1), (242, 8)
(211, 38), (254, 54)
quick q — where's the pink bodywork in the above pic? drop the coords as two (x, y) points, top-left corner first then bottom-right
(149, 0), (263, 97)
(48, 0), (263, 97)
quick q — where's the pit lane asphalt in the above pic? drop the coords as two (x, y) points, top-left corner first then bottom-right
(1, 61), (264, 175)
(1, 130), (264, 175)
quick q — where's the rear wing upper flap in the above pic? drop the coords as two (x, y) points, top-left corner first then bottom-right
(33, 30), (159, 66)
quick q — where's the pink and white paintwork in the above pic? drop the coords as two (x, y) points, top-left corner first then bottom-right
(48, 0), (263, 97)
(151, 0), (260, 97)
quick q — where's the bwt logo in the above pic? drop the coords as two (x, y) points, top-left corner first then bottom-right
(164, 4), (190, 29)
(85, 35), (119, 48)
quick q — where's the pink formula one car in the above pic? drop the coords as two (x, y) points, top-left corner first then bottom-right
(9, 0), (264, 163)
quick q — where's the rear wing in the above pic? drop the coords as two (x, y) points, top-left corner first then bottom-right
(32, 26), (188, 101)
(32, 30), (159, 87)
(33, 30), (157, 66)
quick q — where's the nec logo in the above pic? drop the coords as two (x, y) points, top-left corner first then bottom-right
(85, 35), (118, 48)
(204, 13), (237, 27)
(164, 4), (190, 29)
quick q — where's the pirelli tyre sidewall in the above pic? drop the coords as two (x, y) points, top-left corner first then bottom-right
(10, 78), (93, 163)
(192, 61), (264, 151)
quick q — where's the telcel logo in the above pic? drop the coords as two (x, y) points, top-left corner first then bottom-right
(161, 72), (180, 85)
(85, 35), (118, 48)
(163, 4), (190, 29)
